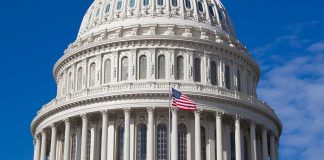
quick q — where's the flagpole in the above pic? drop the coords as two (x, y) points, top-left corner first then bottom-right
(168, 82), (171, 160)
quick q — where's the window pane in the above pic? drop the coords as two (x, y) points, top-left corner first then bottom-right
(211, 61), (218, 85)
(104, 59), (112, 83)
(77, 68), (82, 91)
(201, 127), (206, 160)
(89, 63), (96, 87)
(176, 56), (184, 80)
(121, 57), (129, 81)
(130, 0), (136, 7)
(86, 130), (91, 160)
(157, 124), (168, 160)
(194, 58), (201, 82)
(117, 0), (123, 10)
(139, 55), (147, 79)
(158, 55), (166, 79)
(237, 70), (241, 91)
(105, 4), (111, 13)
(185, 0), (191, 9)
(136, 124), (147, 160)
(172, 0), (178, 7)
(208, 5), (215, 16)
(117, 125), (124, 160)
(178, 124), (187, 160)
(198, 1), (204, 12)
(157, 0), (164, 6)
(143, 0), (149, 6)
(225, 65), (230, 89)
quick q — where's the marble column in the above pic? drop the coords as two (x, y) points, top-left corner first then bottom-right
(101, 111), (108, 160)
(63, 119), (71, 160)
(33, 136), (41, 160)
(171, 108), (178, 160)
(124, 108), (131, 160)
(216, 112), (223, 160)
(235, 116), (242, 160)
(250, 122), (257, 160)
(81, 114), (88, 160)
(195, 109), (202, 160)
(147, 107), (155, 160)
(262, 128), (269, 160)
(270, 134), (276, 160)
(40, 131), (47, 160)
(50, 124), (57, 160)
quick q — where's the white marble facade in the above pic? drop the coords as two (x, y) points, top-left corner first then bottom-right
(31, 0), (282, 160)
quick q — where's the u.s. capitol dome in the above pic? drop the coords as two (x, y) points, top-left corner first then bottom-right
(31, 0), (282, 160)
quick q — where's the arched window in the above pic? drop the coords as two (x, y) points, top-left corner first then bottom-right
(230, 132), (235, 160)
(237, 70), (241, 92)
(218, 10), (224, 21)
(117, 125), (124, 160)
(157, 124), (168, 160)
(96, 8), (100, 17)
(77, 67), (83, 91)
(105, 4), (111, 13)
(104, 59), (112, 84)
(157, 0), (164, 6)
(194, 58), (201, 82)
(121, 57), (129, 81)
(89, 63), (96, 87)
(208, 5), (215, 16)
(158, 55), (166, 79)
(86, 130), (91, 160)
(139, 55), (147, 79)
(98, 128), (102, 160)
(136, 124), (147, 160)
(201, 126), (206, 160)
(143, 0), (149, 6)
(176, 56), (184, 80)
(171, 0), (178, 7)
(210, 61), (218, 85)
(246, 71), (251, 95)
(116, 0), (123, 10)
(197, 1), (204, 12)
(184, 0), (192, 9)
(178, 124), (187, 160)
(225, 65), (231, 89)
(243, 136), (248, 160)
(130, 0), (136, 7)
(68, 72), (72, 93)
(71, 134), (77, 160)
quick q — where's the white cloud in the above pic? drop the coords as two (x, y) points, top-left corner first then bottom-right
(307, 40), (324, 53)
(258, 51), (324, 160)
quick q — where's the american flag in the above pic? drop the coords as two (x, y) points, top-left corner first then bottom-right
(172, 88), (197, 111)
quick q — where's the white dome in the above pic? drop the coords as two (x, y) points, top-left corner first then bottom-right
(78, 0), (235, 38)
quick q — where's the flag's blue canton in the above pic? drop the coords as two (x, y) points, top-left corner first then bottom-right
(172, 88), (182, 99)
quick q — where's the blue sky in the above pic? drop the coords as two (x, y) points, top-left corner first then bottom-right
(0, 0), (323, 159)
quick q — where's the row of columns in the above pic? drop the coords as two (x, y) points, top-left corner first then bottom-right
(33, 108), (278, 160)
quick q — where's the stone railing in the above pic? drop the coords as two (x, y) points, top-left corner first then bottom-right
(36, 82), (279, 122)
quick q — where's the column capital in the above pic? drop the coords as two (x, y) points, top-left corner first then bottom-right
(171, 107), (178, 112)
(41, 130), (48, 136)
(63, 118), (70, 124)
(101, 110), (108, 115)
(123, 107), (131, 113)
(50, 123), (57, 128)
(235, 114), (243, 121)
(194, 108), (203, 115)
(81, 114), (88, 121)
(147, 106), (155, 113)
(215, 111), (224, 118)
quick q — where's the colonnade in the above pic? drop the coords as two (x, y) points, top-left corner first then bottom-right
(33, 108), (279, 160)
